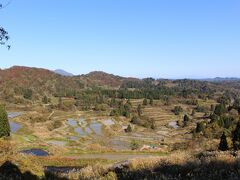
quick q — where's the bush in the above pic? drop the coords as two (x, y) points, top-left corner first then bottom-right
(183, 114), (190, 126)
(172, 106), (183, 115)
(214, 103), (227, 116)
(23, 89), (33, 100)
(131, 116), (142, 125)
(130, 140), (140, 150)
(196, 122), (205, 133)
(125, 124), (133, 133)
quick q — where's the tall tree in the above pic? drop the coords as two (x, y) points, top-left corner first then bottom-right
(183, 114), (190, 126)
(143, 98), (148, 106)
(137, 104), (142, 116)
(219, 132), (228, 151)
(0, 106), (10, 137)
(232, 121), (240, 150)
(150, 98), (153, 106)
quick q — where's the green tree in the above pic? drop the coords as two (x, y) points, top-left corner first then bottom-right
(143, 98), (148, 106)
(214, 103), (227, 116)
(191, 109), (196, 116)
(149, 98), (153, 106)
(137, 104), (142, 116)
(42, 95), (48, 104)
(0, 27), (10, 49)
(58, 97), (63, 109)
(219, 132), (228, 151)
(23, 89), (33, 100)
(196, 122), (205, 133)
(0, 106), (10, 137)
(125, 124), (133, 133)
(183, 114), (190, 126)
(172, 106), (183, 115)
(232, 121), (240, 150)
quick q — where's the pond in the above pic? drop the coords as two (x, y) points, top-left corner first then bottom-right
(68, 136), (79, 141)
(20, 149), (49, 157)
(89, 121), (102, 135)
(168, 121), (179, 129)
(8, 112), (22, 119)
(10, 122), (22, 133)
(75, 127), (87, 136)
(102, 119), (115, 126)
(67, 119), (78, 127)
(85, 127), (92, 134)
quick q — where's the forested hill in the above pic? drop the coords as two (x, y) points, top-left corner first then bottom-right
(0, 66), (240, 103)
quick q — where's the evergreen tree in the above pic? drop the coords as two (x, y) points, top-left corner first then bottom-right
(58, 97), (63, 109)
(219, 132), (228, 151)
(42, 95), (48, 104)
(150, 98), (153, 106)
(23, 89), (33, 100)
(125, 124), (133, 133)
(214, 103), (227, 116)
(196, 122), (205, 133)
(137, 104), (142, 116)
(143, 98), (148, 106)
(232, 121), (240, 150)
(183, 114), (190, 126)
(0, 106), (10, 137)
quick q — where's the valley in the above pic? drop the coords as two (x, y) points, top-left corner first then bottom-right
(0, 66), (240, 179)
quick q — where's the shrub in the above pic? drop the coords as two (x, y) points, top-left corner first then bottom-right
(23, 89), (33, 100)
(183, 114), (190, 126)
(214, 103), (227, 116)
(172, 106), (183, 115)
(125, 124), (133, 133)
(143, 98), (148, 106)
(196, 122), (205, 133)
(130, 140), (140, 150)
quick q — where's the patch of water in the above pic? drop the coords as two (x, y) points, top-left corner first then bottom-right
(85, 127), (92, 134)
(168, 121), (179, 129)
(20, 149), (49, 157)
(89, 122), (102, 135)
(48, 141), (67, 146)
(68, 136), (79, 141)
(75, 127), (87, 136)
(102, 119), (115, 126)
(67, 119), (78, 127)
(10, 122), (22, 133)
(8, 112), (22, 119)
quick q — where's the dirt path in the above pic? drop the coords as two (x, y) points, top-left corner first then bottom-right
(67, 153), (162, 161)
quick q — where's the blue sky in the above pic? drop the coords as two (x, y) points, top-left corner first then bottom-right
(0, 0), (240, 78)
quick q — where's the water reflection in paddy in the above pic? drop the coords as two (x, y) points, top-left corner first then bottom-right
(20, 149), (49, 157)
(8, 112), (22, 119)
(10, 122), (22, 133)
(90, 122), (102, 135)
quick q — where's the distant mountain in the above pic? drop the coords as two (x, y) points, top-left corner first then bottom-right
(201, 77), (240, 82)
(54, 69), (74, 77)
(79, 71), (139, 87)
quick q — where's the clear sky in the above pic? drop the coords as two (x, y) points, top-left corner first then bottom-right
(0, 0), (240, 78)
